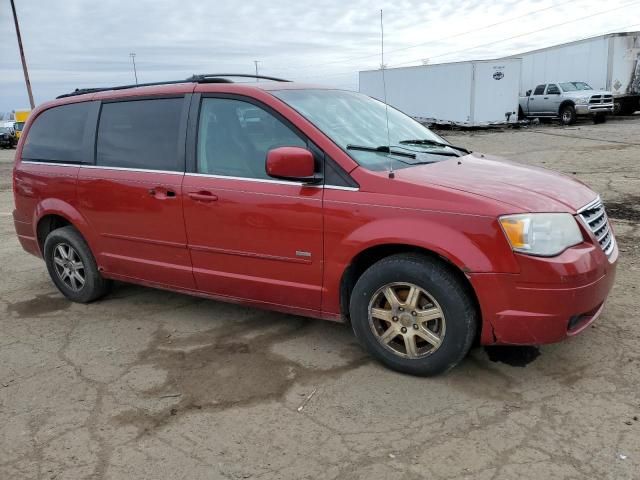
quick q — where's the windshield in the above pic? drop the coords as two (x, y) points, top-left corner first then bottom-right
(15, 122), (24, 131)
(560, 82), (593, 91)
(272, 89), (451, 171)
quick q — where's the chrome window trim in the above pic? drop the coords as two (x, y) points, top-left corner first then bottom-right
(20, 161), (360, 190)
(185, 172), (315, 186)
(21, 160), (81, 168)
(324, 185), (359, 191)
(185, 172), (359, 190)
(21, 160), (183, 175)
(81, 164), (184, 175)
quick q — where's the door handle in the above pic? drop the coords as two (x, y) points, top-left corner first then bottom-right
(544, 97), (549, 99)
(188, 191), (218, 202)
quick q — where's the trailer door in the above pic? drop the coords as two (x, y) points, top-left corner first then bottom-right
(471, 60), (521, 123)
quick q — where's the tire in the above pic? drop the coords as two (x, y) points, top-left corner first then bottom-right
(518, 106), (525, 121)
(593, 113), (607, 124)
(620, 102), (638, 115)
(613, 101), (622, 115)
(349, 254), (477, 376)
(559, 104), (576, 126)
(44, 226), (111, 303)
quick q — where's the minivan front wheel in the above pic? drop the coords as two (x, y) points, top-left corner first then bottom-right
(349, 254), (477, 376)
(44, 226), (111, 303)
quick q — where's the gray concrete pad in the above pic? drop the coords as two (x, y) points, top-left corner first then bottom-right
(1, 117), (639, 479)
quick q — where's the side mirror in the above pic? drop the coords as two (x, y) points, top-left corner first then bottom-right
(266, 146), (317, 182)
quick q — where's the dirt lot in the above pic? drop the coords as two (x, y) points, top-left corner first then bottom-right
(1, 117), (639, 480)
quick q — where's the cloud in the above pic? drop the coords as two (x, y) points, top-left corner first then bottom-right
(1, 0), (637, 110)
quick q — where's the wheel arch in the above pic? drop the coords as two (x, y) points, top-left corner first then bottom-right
(338, 243), (483, 343)
(36, 214), (72, 253)
(558, 99), (575, 114)
(33, 199), (97, 255)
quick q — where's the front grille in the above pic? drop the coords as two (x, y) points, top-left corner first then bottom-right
(589, 94), (613, 104)
(578, 197), (615, 256)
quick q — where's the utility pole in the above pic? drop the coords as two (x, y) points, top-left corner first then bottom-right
(10, 0), (35, 109)
(129, 53), (138, 85)
(254, 60), (260, 81)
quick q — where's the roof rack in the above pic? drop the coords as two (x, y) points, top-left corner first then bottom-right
(56, 73), (291, 99)
(188, 73), (290, 83)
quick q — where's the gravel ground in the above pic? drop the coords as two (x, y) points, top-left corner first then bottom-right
(1, 116), (639, 480)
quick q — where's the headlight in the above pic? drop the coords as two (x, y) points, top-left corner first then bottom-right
(574, 97), (590, 105)
(499, 213), (583, 256)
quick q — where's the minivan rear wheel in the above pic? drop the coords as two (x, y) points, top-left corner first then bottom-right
(44, 226), (111, 303)
(349, 254), (477, 376)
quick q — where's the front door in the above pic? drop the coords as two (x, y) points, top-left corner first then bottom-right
(543, 83), (563, 115)
(182, 96), (324, 312)
(528, 84), (548, 114)
(77, 96), (195, 289)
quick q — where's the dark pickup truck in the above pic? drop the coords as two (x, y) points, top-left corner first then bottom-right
(0, 127), (17, 149)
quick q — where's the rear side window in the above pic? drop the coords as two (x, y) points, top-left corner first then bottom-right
(546, 84), (560, 94)
(97, 98), (183, 171)
(22, 102), (93, 163)
(533, 85), (546, 95)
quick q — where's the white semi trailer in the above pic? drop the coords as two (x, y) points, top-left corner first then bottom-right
(359, 58), (522, 126)
(509, 31), (640, 114)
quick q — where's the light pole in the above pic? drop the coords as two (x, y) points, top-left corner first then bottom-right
(129, 53), (138, 85)
(254, 60), (260, 81)
(10, 0), (35, 109)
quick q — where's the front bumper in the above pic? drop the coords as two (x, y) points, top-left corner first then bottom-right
(575, 103), (614, 115)
(470, 241), (618, 345)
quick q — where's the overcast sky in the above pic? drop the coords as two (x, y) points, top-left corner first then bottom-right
(1, 0), (639, 113)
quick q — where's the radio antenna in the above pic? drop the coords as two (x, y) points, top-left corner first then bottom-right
(380, 9), (394, 178)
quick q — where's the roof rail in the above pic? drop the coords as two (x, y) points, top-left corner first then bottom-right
(187, 73), (291, 83)
(56, 73), (291, 99)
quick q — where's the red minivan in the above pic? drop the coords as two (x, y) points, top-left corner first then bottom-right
(12, 74), (617, 376)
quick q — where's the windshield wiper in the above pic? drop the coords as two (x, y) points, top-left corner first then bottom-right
(398, 139), (471, 154)
(392, 144), (459, 157)
(346, 144), (416, 159)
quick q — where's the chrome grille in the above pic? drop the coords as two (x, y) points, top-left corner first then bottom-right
(589, 94), (613, 104)
(578, 197), (615, 256)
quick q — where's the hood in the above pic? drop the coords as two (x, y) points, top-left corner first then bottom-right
(563, 89), (613, 99)
(393, 154), (597, 213)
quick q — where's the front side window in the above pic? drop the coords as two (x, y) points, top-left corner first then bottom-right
(22, 102), (93, 162)
(197, 98), (305, 179)
(272, 89), (451, 171)
(533, 85), (546, 95)
(97, 98), (183, 171)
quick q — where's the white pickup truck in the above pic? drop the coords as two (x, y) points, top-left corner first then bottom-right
(518, 81), (614, 125)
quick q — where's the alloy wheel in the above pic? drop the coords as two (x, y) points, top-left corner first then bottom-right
(368, 282), (446, 359)
(52, 243), (86, 291)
